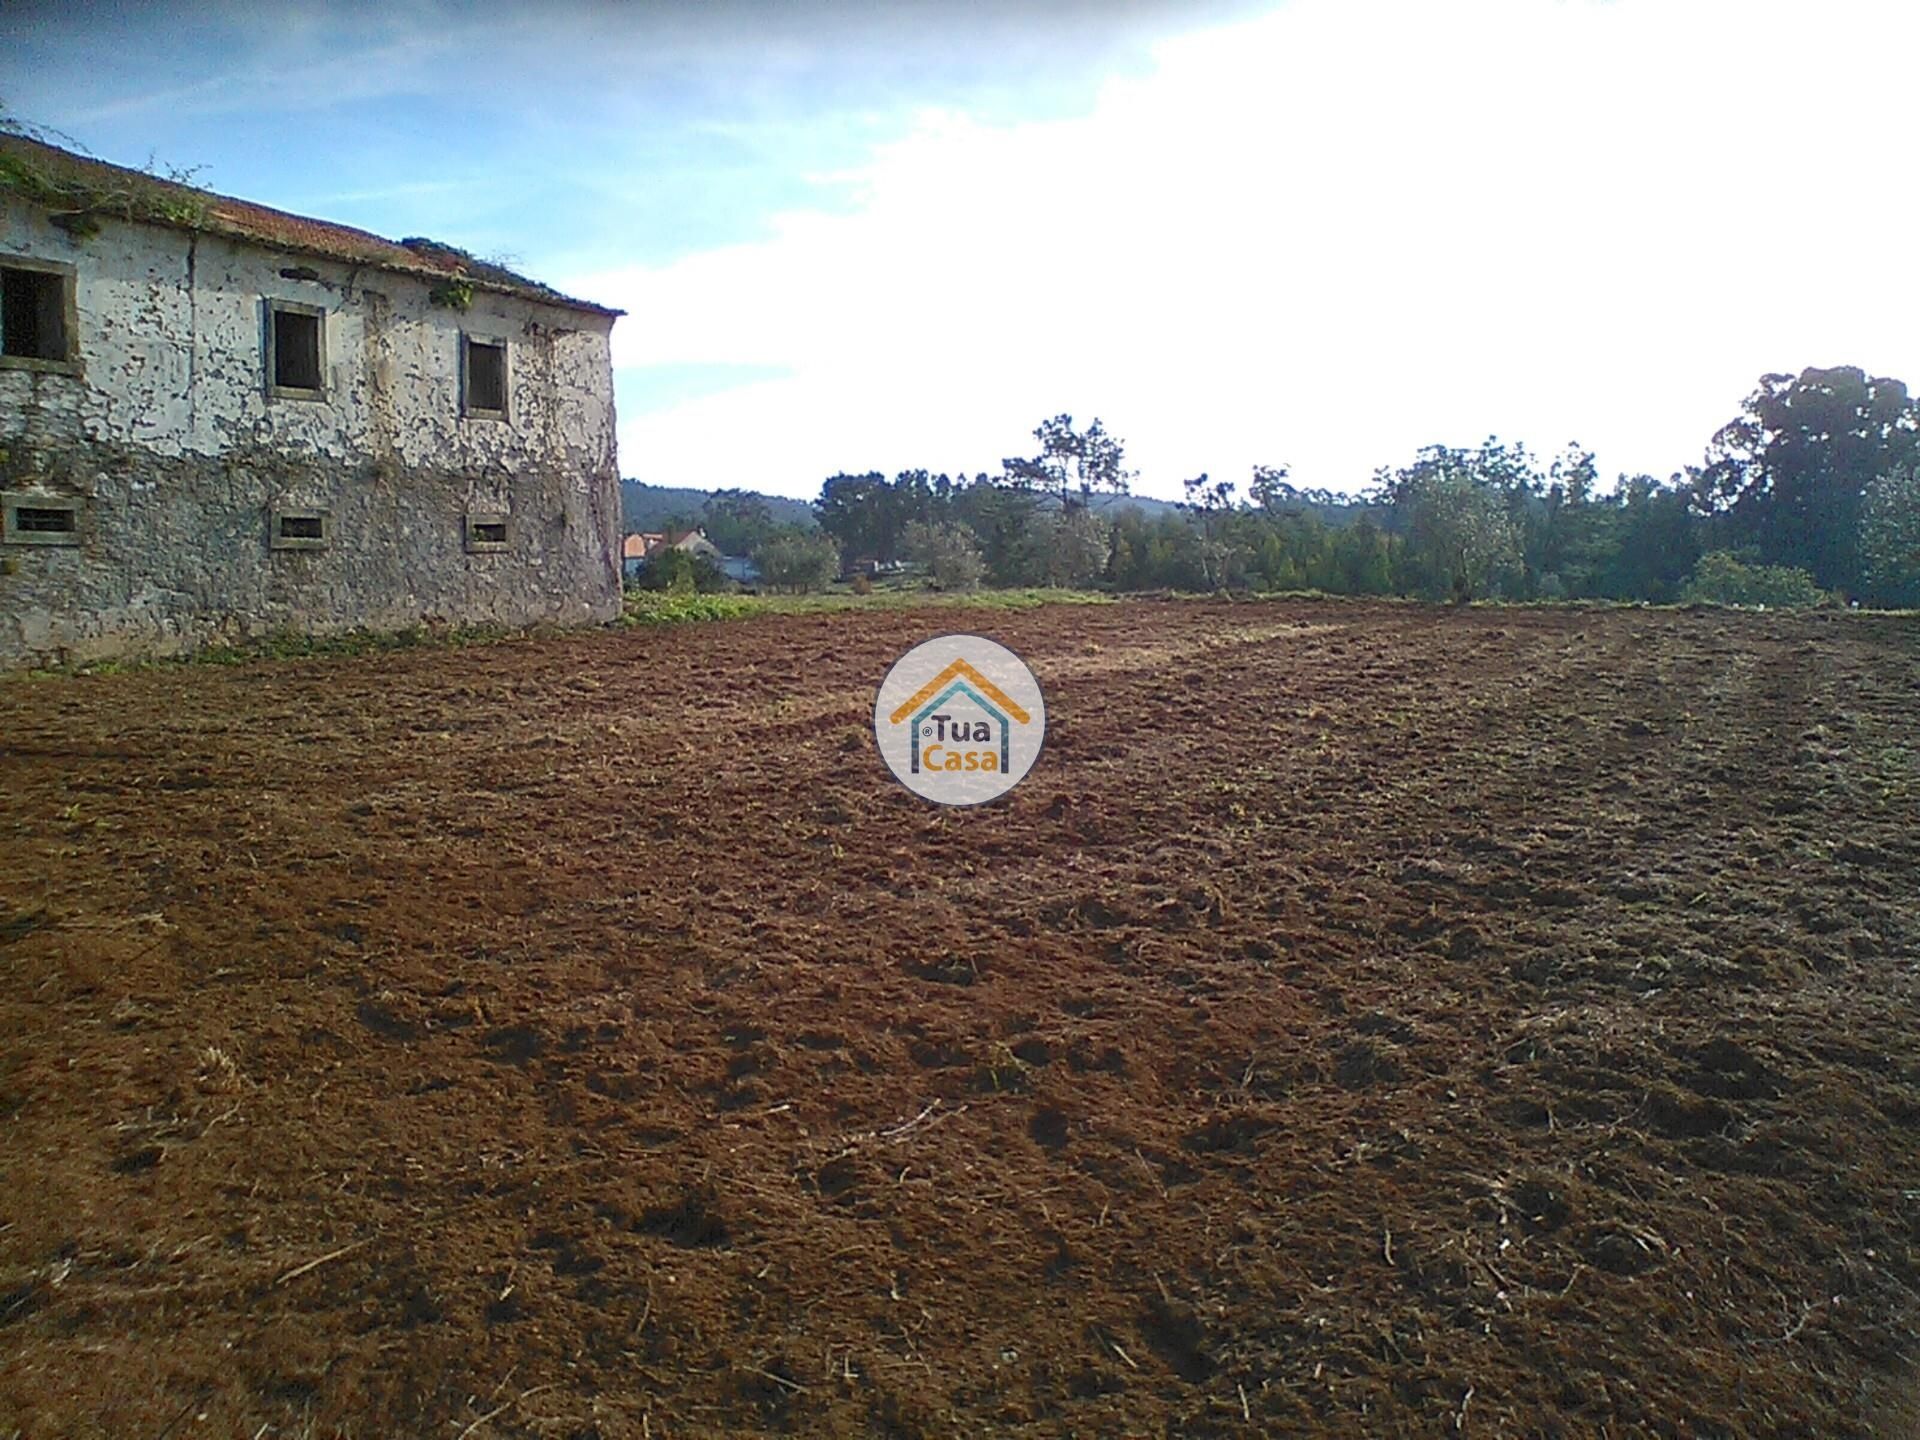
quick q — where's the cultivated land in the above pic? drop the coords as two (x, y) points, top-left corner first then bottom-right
(2, 599), (1918, 1438)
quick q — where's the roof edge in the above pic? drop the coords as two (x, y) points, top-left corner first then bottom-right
(0, 133), (625, 320)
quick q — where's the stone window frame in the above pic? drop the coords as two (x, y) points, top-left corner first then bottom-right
(1, 492), (84, 547)
(268, 506), (331, 552)
(464, 511), (513, 554)
(0, 255), (82, 377)
(459, 332), (510, 421)
(263, 298), (328, 401)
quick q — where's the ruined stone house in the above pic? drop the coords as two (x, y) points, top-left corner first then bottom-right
(0, 134), (624, 667)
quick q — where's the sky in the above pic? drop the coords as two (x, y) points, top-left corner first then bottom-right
(4, 0), (1917, 502)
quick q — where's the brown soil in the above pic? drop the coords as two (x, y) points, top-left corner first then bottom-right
(3, 598), (1919, 1438)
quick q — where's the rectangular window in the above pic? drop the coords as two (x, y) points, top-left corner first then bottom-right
(16, 507), (76, 534)
(269, 507), (330, 551)
(0, 261), (77, 371)
(465, 513), (512, 553)
(2, 493), (83, 547)
(265, 302), (325, 397)
(462, 336), (507, 417)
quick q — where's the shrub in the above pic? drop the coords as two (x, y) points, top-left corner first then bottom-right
(1863, 466), (1920, 606)
(902, 520), (986, 590)
(1682, 551), (1831, 608)
(752, 530), (840, 593)
(622, 591), (755, 625)
(850, 572), (874, 596)
(633, 546), (729, 594)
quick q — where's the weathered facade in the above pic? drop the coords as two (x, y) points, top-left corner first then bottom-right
(0, 135), (623, 667)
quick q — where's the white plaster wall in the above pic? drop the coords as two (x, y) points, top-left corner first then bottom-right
(0, 206), (616, 471)
(0, 202), (624, 665)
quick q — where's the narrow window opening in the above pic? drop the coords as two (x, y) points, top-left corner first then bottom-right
(3, 495), (83, 546)
(465, 513), (511, 552)
(464, 337), (507, 415)
(271, 308), (323, 391)
(0, 267), (69, 361)
(16, 507), (77, 534)
(269, 508), (329, 551)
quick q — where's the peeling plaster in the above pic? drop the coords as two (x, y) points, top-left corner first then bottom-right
(0, 206), (621, 666)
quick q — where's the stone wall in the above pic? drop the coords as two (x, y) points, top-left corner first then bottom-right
(0, 203), (620, 666)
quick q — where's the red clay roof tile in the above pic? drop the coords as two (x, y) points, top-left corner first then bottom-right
(0, 133), (621, 318)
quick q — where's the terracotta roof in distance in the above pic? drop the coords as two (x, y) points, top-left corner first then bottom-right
(0, 132), (622, 318)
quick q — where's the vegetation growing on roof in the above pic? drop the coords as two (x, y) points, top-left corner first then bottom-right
(403, 237), (549, 302)
(427, 277), (475, 311)
(0, 107), (616, 314)
(0, 114), (209, 239)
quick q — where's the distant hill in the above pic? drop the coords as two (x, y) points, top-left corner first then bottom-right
(620, 481), (816, 533)
(1089, 490), (1373, 527)
(1084, 492), (1184, 522)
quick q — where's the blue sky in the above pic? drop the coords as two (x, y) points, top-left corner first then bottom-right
(5, 0), (1918, 500)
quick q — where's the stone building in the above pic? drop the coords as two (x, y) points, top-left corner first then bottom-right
(0, 133), (624, 667)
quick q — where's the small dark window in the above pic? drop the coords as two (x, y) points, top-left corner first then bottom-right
(269, 507), (329, 551)
(269, 306), (323, 392)
(3, 494), (83, 546)
(16, 507), (76, 533)
(465, 513), (511, 552)
(463, 337), (507, 416)
(1, 266), (69, 362)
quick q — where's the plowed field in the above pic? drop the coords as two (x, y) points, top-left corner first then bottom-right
(3, 598), (1919, 1438)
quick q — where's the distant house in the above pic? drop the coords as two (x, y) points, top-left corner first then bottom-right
(621, 532), (663, 580)
(0, 133), (625, 667)
(658, 528), (722, 561)
(621, 527), (724, 581)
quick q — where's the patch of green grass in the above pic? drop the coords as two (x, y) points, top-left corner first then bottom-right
(194, 625), (516, 665)
(761, 585), (1110, 614)
(2, 624), (519, 681)
(620, 585), (1111, 626)
(619, 591), (762, 626)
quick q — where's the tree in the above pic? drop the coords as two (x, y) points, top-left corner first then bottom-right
(1107, 507), (1202, 591)
(951, 478), (1044, 586)
(1179, 473), (1241, 591)
(634, 545), (727, 594)
(1030, 506), (1111, 588)
(1329, 512), (1395, 595)
(1588, 474), (1700, 602)
(1682, 552), (1830, 608)
(1697, 366), (1920, 598)
(1002, 414), (1132, 507)
(902, 520), (985, 590)
(816, 472), (897, 564)
(1862, 466), (1920, 605)
(698, 489), (775, 556)
(752, 529), (839, 593)
(1249, 463), (1294, 514)
(1377, 447), (1522, 601)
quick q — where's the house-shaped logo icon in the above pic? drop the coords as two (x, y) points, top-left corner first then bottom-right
(888, 658), (1032, 774)
(874, 638), (1046, 805)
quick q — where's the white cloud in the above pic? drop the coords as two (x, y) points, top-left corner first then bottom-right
(568, 0), (1920, 499)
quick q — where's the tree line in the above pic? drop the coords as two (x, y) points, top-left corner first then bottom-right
(641, 365), (1920, 606)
